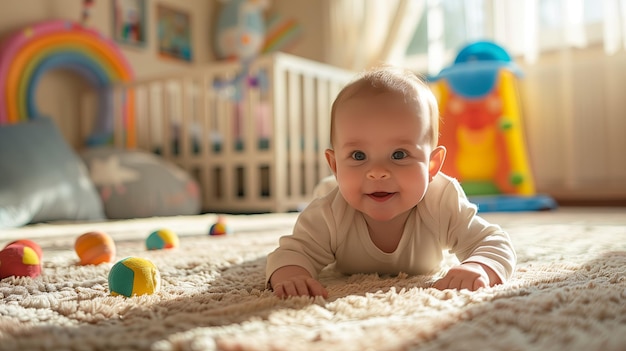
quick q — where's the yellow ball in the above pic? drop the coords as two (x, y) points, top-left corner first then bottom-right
(108, 257), (160, 297)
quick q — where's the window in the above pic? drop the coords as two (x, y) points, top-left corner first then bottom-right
(404, 0), (611, 74)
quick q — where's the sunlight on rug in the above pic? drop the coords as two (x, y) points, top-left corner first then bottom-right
(0, 208), (625, 351)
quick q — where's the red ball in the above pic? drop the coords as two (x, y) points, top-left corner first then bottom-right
(0, 244), (42, 279)
(5, 239), (43, 260)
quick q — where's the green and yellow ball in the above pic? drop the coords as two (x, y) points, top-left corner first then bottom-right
(146, 229), (179, 250)
(108, 257), (161, 297)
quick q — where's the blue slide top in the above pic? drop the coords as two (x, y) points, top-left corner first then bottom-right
(429, 41), (522, 99)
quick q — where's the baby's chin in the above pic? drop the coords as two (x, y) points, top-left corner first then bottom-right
(360, 207), (414, 223)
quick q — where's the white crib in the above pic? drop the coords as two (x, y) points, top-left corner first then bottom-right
(99, 53), (353, 213)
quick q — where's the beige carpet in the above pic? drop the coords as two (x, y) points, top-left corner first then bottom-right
(1, 208), (625, 351)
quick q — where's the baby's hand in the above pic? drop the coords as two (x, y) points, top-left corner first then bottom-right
(272, 276), (328, 298)
(433, 263), (498, 291)
(270, 265), (328, 298)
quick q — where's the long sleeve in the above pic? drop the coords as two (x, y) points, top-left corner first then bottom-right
(266, 174), (517, 287)
(265, 190), (341, 285)
(426, 175), (517, 282)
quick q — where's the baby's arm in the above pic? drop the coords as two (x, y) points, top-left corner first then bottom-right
(266, 195), (339, 298)
(432, 262), (501, 291)
(269, 265), (328, 298)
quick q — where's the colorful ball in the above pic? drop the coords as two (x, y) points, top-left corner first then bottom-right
(209, 216), (232, 236)
(74, 231), (116, 265)
(108, 257), (161, 297)
(0, 244), (42, 279)
(4, 239), (42, 260)
(146, 229), (179, 250)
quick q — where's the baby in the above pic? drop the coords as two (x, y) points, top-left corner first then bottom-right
(266, 66), (516, 298)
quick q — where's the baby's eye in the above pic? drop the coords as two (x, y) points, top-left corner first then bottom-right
(391, 150), (408, 160)
(351, 151), (366, 161)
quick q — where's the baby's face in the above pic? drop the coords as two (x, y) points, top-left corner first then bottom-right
(328, 93), (435, 222)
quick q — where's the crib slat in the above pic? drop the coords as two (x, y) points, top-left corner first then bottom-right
(161, 82), (173, 159)
(197, 76), (211, 206)
(111, 87), (122, 148)
(287, 70), (302, 201)
(180, 78), (191, 163)
(316, 79), (332, 182)
(302, 74), (316, 197)
(219, 70), (236, 204)
(137, 87), (150, 150)
(246, 68), (261, 202)
(272, 62), (288, 211)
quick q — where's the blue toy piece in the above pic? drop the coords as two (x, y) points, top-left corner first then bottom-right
(470, 195), (557, 213)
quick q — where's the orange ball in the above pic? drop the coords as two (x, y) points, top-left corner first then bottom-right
(74, 231), (116, 265)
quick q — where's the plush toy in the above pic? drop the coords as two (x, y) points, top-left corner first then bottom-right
(4, 239), (43, 260)
(214, 0), (268, 61)
(74, 231), (116, 265)
(146, 229), (179, 250)
(209, 215), (232, 236)
(0, 243), (42, 279)
(108, 257), (160, 297)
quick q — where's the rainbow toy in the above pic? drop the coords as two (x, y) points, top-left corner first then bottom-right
(0, 20), (135, 146)
(430, 41), (556, 212)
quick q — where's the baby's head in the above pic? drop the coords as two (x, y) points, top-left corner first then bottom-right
(325, 66), (446, 222)
(329, 66), (440, 149)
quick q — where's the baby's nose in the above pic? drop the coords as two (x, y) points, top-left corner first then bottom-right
(367, 166), (390, 180)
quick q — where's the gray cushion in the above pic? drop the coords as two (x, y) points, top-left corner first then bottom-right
(0, 118), (105, 228)
(80, 147), (201, 219)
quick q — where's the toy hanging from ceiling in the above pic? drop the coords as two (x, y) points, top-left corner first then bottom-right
(212, 0), (302, 151)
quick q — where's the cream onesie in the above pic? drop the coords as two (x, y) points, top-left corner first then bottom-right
(266, 173), (516, 285)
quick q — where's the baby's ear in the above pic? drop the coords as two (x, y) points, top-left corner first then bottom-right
(325, 149), (337, 175)
(429, 146), (446, 181)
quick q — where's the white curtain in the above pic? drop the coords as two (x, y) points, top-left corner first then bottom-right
(324, 0), (626, 71)
(495, 0), (626, 62)
(603, 0), (626, 54)
(323, 0), (425, 71)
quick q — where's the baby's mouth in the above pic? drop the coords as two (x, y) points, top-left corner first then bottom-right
(367, 192), (395, 202)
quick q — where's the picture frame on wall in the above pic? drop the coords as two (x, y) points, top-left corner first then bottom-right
(157, 4), (193, 62)
(112, 0), (147, 47)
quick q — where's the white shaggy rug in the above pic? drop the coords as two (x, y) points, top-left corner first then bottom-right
(0, 208), (625, 351)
